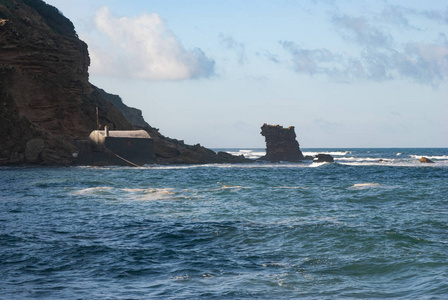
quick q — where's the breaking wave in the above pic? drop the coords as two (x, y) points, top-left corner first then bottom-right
(351, 183), (381, 189)
(71, 187), (177, 201)
(302, 151), (349, 156)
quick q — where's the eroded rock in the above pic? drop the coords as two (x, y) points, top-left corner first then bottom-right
(259, 124), (305, 162)
(420, 157), (434, 163)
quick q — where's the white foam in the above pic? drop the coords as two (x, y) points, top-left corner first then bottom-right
(71, 186), (115, 195)
(72, 187), (177, 200)
(303, 151), (349, 156)
(352, 183), (381, 188)
(310, 162), (329, 168)
(336, 157), (382, 162)
(410, 155), (448, 160)
(225, 149), (265, 159)
(133, 188), (177, 201)
(221, 185), (246, 189)
(228, 149), (350, 160)
(122, 188), (175, 195)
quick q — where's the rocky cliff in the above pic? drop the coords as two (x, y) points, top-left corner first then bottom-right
(0, 0), (248, 165)
(95, 87), (250, 164)
(259, 123), (305, 162)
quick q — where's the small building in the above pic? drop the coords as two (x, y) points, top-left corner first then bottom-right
(88, 127), (156, 166)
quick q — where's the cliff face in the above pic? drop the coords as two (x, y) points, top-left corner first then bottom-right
(260, 124), (305, 162)
(0, 0), (132, 164)
(0, 0), (248, 165)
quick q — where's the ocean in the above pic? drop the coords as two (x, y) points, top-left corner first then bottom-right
(1, 148), (447, 299)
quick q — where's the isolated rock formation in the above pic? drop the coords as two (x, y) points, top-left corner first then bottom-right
(419, 157), (434, 163)
(0, 0), (248, 165)
(259, 124), (305, 162)
(313, 154), (334, 163)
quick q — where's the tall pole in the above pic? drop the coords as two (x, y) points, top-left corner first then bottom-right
(96, 107), (99, 130)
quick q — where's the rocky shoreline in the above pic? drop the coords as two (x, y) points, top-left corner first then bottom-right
(0, 1), (332, 167)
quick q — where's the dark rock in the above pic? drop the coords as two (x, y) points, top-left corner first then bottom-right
(259, 124), (305, 162)
(313, 154), (334, 163)
(25, 139), (45, 163)
(97, 89), (252, 164)
(41, 149), (74, 165)
(419, 157), (434, 163)
(0, 0), (249, 166)
(216, 151), (249, 163)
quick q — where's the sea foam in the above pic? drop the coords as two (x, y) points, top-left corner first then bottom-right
(352, 183), (381, 188)
(71, 187), (177, 201)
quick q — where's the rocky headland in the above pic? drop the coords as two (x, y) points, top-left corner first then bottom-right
(0, 0), (249, 165)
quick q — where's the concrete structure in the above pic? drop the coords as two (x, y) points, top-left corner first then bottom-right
(88, 127), (156, 166)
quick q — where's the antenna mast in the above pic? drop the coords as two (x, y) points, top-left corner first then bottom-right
(96, 107), (99, 130)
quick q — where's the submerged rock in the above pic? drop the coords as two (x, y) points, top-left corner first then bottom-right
(259, 124), (305, 162)
(313, 154), (334, 163)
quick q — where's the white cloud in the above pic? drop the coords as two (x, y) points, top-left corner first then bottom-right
(393, 42), (448, 84)
(331, 14), (392, 49)
(219, 33), (247, 65)
(280, 40), (448, 84)
(278, 4), (448, 85)
(89, 6), (215, 80)
(280, 41), (337, 75)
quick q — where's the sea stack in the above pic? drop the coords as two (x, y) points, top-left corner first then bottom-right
(259, 124), (305, 162)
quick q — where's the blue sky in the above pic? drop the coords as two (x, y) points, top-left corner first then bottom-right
(45, 0), (448, 148)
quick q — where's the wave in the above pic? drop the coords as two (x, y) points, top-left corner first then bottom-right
(310, 162), (330, 168)
(71, 186), (176, 200)
(71, 186), (115, 195)
(410, 155), (448, 160)
(303, 151), (349, 156)
(336, 157), (384, 162)
(225, 149), (266, 159)
(76, 159), (448, 171)
(351, 183), (381, 189)
(74, 148), (448, 170)
(224, 149), (350, 160)
(220, 184), (251, 190)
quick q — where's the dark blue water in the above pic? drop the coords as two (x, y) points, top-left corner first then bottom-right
(1, 148), (447, 299)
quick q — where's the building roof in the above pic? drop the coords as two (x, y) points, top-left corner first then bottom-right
(90, 130), (151, 139)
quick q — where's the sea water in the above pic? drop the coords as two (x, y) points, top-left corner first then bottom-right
(1, 148), (447, 299)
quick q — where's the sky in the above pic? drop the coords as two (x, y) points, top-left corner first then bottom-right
(44, 0), (448, 148)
